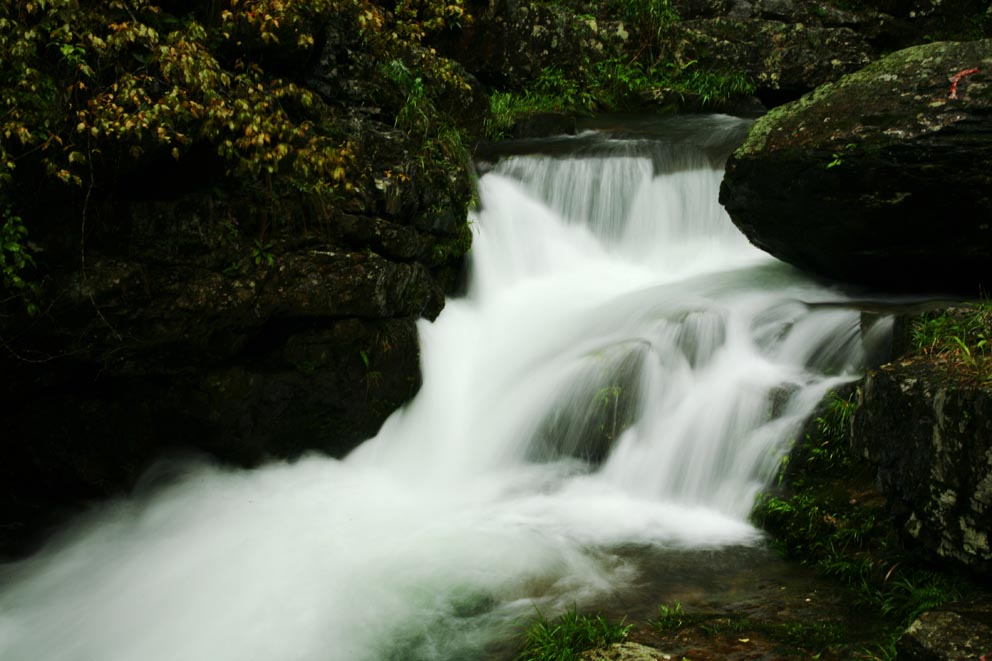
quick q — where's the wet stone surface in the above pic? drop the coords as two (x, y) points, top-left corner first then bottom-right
(586, 544), (894, 660)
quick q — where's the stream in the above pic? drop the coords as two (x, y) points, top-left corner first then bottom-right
(0, 115), (894, 660)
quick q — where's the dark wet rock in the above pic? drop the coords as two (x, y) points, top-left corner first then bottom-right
(897, 597), (992, 660)
(694, 0), (990, 50)
(510, 112), (578, 138)
(851, 356), (992, 575)
(720, 39), (992, 294)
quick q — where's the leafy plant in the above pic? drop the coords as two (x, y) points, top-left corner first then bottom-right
(606, 0), (679, 54)
(533, 66), (599, 113)
(653, 601), (687, 634)
(653, 601), (846, 653)
(251, 239), (275, 267)
(518, 607), (632, 661)
(385, 59), (432, 137)
(827, 143), (858, 169)
(0, 206), (38, 314)
(0, 0), (475, 301)
(483, 58), (755, 140)
(658, 60), (755, 106)
(911, 302), (992, 382)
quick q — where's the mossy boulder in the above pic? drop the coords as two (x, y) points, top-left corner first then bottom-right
(720, 39), (992, 293)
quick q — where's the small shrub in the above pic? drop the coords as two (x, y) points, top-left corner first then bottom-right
(652, 601), (686, 634)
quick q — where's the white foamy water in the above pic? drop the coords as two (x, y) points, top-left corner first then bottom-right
(0, 116), (888, 660)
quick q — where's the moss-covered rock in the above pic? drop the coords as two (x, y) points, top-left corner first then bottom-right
(720, 39), (992, 293)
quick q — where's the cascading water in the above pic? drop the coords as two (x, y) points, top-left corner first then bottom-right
(0, 115), (890, 660)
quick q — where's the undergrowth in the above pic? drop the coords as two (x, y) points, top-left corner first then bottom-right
(911, 300), (992, 384)
(518, 607), (632, 661)
(482, 0), (753, 139)
(750, 391), (970, 659)
(485, 59), (754, 139)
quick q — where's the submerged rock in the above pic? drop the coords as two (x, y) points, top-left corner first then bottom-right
(721, 39), (992, 293)
(581, 642), (668, 660)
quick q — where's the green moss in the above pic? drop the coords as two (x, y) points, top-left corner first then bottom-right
(735, 39), (992, 157)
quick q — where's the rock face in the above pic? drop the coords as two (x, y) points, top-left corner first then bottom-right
(897, 598), (992, 660)
(852, 357), (992, 575)
(674, 0), (990, 52)
(0, 180), (470, 555)
(720, 39), (992, 293)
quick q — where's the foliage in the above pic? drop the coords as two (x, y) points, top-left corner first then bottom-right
(827, 143), (858, 169)
(911, 302), (992, 382)
(484, 57), (755, 139)
(518, 607), (632, 661)
(653, 600), (687, 634)
(0, 207), (38, 314)
(0, 0), (473, 309)
(605, 0), (679, 56)
(660, 60), (755, 106)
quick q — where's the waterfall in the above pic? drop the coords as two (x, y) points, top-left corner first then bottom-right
(0, 115), (887, 660)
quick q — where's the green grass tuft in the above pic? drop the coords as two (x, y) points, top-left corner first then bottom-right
(518, 607), (632, 661)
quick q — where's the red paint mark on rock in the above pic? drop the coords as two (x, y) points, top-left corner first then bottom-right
(948, 68), (980, 99)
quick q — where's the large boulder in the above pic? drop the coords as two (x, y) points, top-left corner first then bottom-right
(851, 355), (992, 575)
(720, 39), (992, 294)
